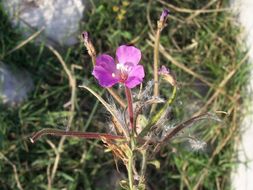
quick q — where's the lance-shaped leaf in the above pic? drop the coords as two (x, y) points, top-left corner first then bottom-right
(30, 128), (125, 143)
(153, 112), (221, 152)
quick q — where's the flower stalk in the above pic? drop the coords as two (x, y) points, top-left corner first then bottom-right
(127, 147), (135, 190)
(125, 86), (134, 131)
(138, 149), (147, 188)
(151, 9), (169, 113)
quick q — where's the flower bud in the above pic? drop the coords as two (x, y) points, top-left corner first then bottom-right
(160, 9), (169, 22)
(82, 31), (89, 44)
(82, 31), (96, 65)
(159, 65), (176, 86)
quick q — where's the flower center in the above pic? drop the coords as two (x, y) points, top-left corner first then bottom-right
(117, 63), (131, 82)
(111, 62), (132, 82)
(116, 63), (130, 72)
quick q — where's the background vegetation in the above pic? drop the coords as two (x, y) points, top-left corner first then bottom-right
(0, 0), (249, 189)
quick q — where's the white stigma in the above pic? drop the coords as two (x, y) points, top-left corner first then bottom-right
(116, 63), (129, 72)
(112, 73), (116, 77)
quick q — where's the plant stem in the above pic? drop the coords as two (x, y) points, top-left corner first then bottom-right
(127, 137), (135, 190)
(138, 149), (147, 188)
(150, 27), (161, 114)
(151, 9), (169, 113)
(140, 150), (147, 179)
(128, 151), (134, 190)
(125, 86), (134, 131)
(153, 29), (161, 99)
(140, 86), (177, 137)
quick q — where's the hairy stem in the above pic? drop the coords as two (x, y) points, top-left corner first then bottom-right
(125, 86), (134, 131)
(107, 88), (126, 108)
(153, 112), (218, 152)
(140, 86), (177, 137)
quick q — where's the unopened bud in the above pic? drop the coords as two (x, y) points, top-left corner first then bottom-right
(158, 65), (176, 86)
(81, 31), (96, 66)
(158, 65), (170, 75)
(160, 9), (169, 22)
(82, 31), (89, 44)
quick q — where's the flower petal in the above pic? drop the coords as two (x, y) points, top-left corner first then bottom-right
(95, 54), (116, 72)
(92, 67), (118, 87)
(125, 65), (145, 88)
(116, 45), (141, 65)
(92, 54), (119, 87)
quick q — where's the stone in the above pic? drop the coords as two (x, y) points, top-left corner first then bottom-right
(2, 0), (85, 46)
(0, 62), (33, 106)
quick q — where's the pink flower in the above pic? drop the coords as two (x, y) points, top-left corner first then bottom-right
(92, 45), (145, 88)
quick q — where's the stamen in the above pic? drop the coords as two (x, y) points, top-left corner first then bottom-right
(112, 73), (116, 77)
(116, 63), (131, 82)
(117, 63), (129, 72)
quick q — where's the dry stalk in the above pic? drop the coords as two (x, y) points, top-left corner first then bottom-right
(46, 45), (77, 189)
(193, 105), (238, 190)
(0, 152), (24, 190)
(164, 0), (220, 36)
(146, 0), (155, 35)
(194, 52), (249, 116)
(45, 140), (58, 190)
(5, 27), (44, 56)
(151, 9), (169, 113)
(158, 0), (231, 14)
(147, 39), (235, 102)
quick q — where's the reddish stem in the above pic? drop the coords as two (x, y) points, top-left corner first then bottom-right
(30, 128), (125, 143)
(125, 86), (134, 131)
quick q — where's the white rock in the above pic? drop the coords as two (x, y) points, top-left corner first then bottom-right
(0, 62), (33, 106)
(231, 0), (253, 190)
(2, 0), (85, 46)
